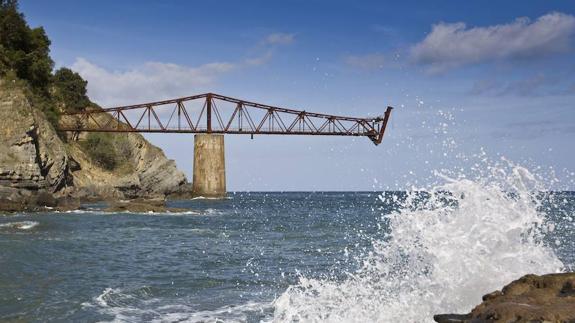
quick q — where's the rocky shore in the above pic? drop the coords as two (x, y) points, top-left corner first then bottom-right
(0, 187), (79, 212)
(434, 272), (575, 323)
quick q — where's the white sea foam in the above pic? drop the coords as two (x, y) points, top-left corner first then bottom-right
(0, 220), (39, 230)
(56, 209), (201, 216)
(191, 196), (233, 200)
(157, 302), (270, 323)
(85, 287), (271, 323)
(271, 163), (565, 322)
(125, 210), (201, 216)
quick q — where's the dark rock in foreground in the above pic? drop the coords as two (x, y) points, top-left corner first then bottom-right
(434, 272), (575, 323)
(434, 314), (472, 323)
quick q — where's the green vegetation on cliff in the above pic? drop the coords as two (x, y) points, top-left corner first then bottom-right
(0, 0), (93, 126)
(52, 67), (91, 113)
(79, 133), (134, 172)
(0, 0), (120, 169)
(0, 0), (52, 95)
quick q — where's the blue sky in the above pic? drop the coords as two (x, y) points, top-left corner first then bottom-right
(20, 0), (575, 190)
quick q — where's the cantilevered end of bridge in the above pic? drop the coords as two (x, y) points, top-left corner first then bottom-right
(58, 93), (393, 198)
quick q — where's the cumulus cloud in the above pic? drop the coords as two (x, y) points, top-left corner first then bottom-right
(411, 12), (575, 72)
(263, 33), (295, 45)
(344, 53), (386, 70)
(71, 32), (295, 107)
(71, 58), (237, 107)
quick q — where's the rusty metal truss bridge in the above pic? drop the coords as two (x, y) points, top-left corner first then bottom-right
(58, 93), (393, 145)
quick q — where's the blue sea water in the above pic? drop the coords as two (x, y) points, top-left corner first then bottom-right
(0, 190), (573, 322)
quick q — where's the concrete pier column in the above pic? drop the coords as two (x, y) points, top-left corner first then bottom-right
(192, 134), (226, 198)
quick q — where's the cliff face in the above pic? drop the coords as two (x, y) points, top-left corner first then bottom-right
(0, 81), (70, 192)
(66, 125), (188, 199)
(0, 81), (188, 205)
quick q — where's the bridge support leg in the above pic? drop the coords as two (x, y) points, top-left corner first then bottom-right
(192, 134), (226, 198)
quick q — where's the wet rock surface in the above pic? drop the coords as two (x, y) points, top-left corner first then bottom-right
(0, 186), (81, 212)
(434, 273), (575, 323)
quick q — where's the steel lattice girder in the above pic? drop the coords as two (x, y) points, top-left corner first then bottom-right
(58, 93), (393, 145)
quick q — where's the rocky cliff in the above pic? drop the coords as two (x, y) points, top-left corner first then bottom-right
(0, 80), (188, 210)
(0, 80), (70, 192)
(66, 122), (188, 199)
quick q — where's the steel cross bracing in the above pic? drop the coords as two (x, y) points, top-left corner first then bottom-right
(58, 93), (393, 145)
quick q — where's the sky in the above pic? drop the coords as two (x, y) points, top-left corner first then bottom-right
(19, 0), (575, 191)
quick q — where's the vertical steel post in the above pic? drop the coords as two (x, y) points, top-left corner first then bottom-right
(206, 93), (212, 133)
(178, 101), (181, 130)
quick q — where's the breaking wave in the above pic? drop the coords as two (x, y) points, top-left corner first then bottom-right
(272, 161), (565, 322)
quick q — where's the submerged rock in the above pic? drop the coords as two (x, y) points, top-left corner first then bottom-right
(54, 196), (81, 211)
(104, 198), (187, 213)
(434, 272), (575, 323)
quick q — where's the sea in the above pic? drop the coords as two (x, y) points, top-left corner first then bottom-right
(0, 163), (574, 322)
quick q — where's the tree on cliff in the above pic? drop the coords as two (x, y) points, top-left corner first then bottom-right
(0, 0), (96, 127)
(0, 0), (53, 95)
(53, 68), (90, 113)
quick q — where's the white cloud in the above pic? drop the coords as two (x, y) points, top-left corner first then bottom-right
(410, 12), (575, 72)
(72, 58), (236, 107)
(344, 53), (386, 70)
(71, 32), (295, 107)
(263, 33), (295, 45)
(244, 50), (273, 66)
(72, 58), (251, 107)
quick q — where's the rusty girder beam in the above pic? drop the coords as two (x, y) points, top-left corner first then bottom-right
(58, 93), (393, 145)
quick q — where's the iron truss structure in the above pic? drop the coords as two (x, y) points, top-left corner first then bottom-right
(58, 93), (393, 145)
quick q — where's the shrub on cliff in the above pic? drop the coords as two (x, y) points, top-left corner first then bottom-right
(80, 133), (118, 171)
(80, 133), (134, 172)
